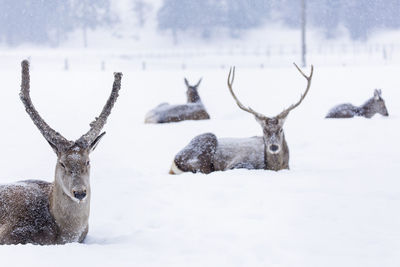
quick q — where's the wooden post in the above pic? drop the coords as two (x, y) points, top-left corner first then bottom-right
(301, 0), (306, 67)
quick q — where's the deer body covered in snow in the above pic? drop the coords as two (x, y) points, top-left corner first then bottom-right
(145, 78), (210, 123)
(169, 64), (313, 174)
(325, 89), (388, 118)
(0, 60), (122, 245)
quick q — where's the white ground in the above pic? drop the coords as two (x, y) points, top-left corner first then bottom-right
(0, 52), (399, 266)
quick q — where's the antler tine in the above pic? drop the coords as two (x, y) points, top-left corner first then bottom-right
(76, 72), (123, 148)
(20, 60), (73, 151)
(276, 63), (314, 119)
(227, 67), (269, 120)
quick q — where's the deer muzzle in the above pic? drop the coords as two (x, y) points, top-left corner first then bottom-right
(73, 189), (87, 201)
(266, 135), (281, 154)
(269, 144), (280, 153)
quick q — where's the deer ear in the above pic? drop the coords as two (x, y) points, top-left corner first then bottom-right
(90, 132), (106, 152)
(374, 89), (381, 100)
(184, 78), (190, 87)
(195, 78), (202, 87)
(254, 115), (267, 127)
(47, 141), (61, 156)
(278, 117), (286, 127)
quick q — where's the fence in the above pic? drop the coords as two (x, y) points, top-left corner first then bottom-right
(1, 43), (400, 71)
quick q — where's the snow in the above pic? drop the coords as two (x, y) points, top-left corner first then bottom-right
(0, 51), (399, 266)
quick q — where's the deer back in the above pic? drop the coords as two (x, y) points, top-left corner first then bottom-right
(213, 136), (265, 171)
(170, 133), (217, 174)
(325, 103), (360, 118)
(0, 181), (57, 245)
(145, 103), (210, 123)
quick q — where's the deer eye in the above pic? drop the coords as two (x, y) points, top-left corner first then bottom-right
(86, 161), (90, 166)
(60, 162), (66, 169)
(279, 129), (283, 133)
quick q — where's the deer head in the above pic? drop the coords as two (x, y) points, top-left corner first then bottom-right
(371, 89), (389, 116)
(227, 64), (313, 160)
(184, 78), (202, 103)
(20, 60), (122, 202)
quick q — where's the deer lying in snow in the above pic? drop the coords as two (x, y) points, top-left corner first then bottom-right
(0, 60), (122, 245)
(145, 78), (210, 123)
(325, 89), (388, 118)
(169, 63), (313, 174)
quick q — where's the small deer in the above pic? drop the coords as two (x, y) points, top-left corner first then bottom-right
(326, 89), (389, 118)
(169, 64), (313, 174)
(145, 78), (210, 123)
(0, 60), (122, 245)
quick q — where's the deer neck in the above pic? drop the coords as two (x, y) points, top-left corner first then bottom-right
(264, 136), (289, 171)
(359, 98), (379, 118)
(187, 91), (201, 103)
(50, 177), (90, 243)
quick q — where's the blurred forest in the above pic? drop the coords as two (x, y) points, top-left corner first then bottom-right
(1, 0), (400, 46)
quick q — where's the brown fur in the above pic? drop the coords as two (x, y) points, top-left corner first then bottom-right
(0, 181), (58, 245)
(174, 133), (217, 174)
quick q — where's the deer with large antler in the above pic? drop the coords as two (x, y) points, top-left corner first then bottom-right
(145, 78), (210, 123)
(169, 64), (313, 174)
(0, 60), (122, 245)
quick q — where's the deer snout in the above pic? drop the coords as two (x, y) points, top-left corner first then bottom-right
(73, 190), (87, 200)
(269, 144), (280, 153)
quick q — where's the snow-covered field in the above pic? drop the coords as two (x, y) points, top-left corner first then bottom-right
(0, 53), (399, 266)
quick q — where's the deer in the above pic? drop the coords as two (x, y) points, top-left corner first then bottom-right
(0, 60), (122, 245)
(325, 89), (389, 118)
(144, 78), (210, 123)
(169, 63), (313, 174)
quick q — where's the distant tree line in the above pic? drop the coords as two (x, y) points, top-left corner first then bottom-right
(1, 0), (400, 46)
(0, 0), (113, 46)
(158, 0), (400, 41)
(158, 0), (270, 40)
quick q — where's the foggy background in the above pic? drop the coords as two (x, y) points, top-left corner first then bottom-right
(1, 0), (400, 45)
(1, 0), (400, 70)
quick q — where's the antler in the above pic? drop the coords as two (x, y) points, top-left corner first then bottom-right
(20, 60), (74, 151)
(227, 67), (269, 120)
(75, 72), (123, 148)
(276, 63), (314, 119)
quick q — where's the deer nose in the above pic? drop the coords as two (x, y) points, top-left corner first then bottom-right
(269, 145), (279, 152)
(73, 190), (87, 200)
